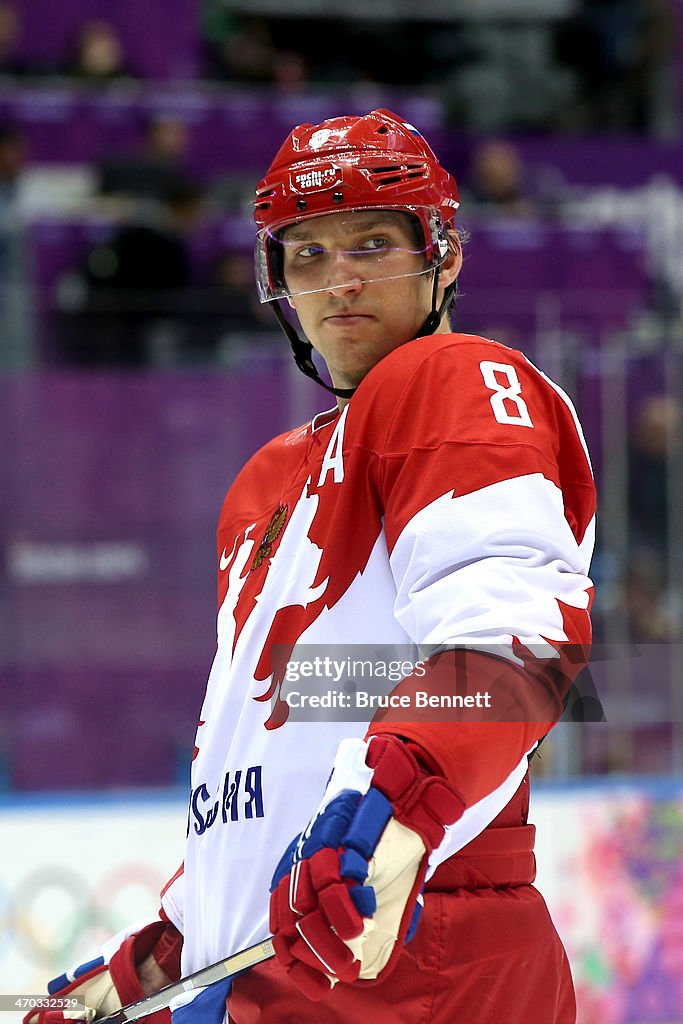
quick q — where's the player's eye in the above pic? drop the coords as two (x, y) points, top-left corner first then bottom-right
(295, 244), (325, 259)
(358, 237), (389, 252)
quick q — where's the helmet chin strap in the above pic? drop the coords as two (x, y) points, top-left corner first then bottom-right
(416, 264), (451, 338)
(272, 303), (356, 399)
(271, 266), (455, 400)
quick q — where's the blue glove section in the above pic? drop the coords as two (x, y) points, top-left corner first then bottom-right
(272, 789), (364, 893)
(342, 787), (393, 859)
(47, 957), (105, 994)
(300, 791), (361, 857)
(350, 884), (377, 918)
(339, 848), (369, 883)
(172, 979), (232, 1024)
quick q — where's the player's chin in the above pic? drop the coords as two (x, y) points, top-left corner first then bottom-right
(334, 354), (387, 390)
(319, 319), (378, 346)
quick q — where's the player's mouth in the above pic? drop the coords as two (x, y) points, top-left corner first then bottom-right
(323, 312), (375, 326)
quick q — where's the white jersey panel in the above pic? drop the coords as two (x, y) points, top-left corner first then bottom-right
(390, 473), (593, 653)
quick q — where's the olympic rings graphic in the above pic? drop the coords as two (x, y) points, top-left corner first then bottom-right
(12, 867), (91, 965)
(2, 862), (167, 968)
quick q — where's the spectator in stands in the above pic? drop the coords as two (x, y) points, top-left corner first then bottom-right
(209, 250), (277, 335)
(200, 9), (313, 90)
(202, 14), (278, 83)
(0, 123), (26, 233)
(96, 114), (195, 204)
(629, 393), (680, 555)
(0, 122), (26, 301)
(554, 0), (675, 132)
(59, 180), (204, 366)
(626, 393), (681, 640)
(461, 139), (539, 218)
(625, 551), (677, 642)
(65, 19), (134, 83)
(145, 114), (191, 166)
(272, 48), (310, 94)
(0, 1), (28, 76)
(0, 122), (25, 202)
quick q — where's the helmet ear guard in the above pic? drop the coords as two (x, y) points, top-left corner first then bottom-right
(255, 229), (287, 303)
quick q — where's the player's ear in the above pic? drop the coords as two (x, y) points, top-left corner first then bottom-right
(439, 231), (462, 289)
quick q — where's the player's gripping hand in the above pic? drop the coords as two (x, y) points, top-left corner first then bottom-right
(23, 919), (181, 1024)
(269, 735), (464, 1000)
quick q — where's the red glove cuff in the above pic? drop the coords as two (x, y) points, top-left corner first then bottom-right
(366, 735), (465, 850)
(151, 922), (183, 982)
(108, 921), (181, 1020)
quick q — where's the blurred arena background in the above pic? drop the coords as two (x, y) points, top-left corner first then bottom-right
(0, 1), (682, 1021)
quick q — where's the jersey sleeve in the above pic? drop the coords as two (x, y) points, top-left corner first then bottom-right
(361, 337), (595, 815)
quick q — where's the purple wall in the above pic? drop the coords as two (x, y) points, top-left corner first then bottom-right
(1, 76), (683, 193)
(1, 79), (681, 189)
(0, 361), (323, 790)
(0, 85), (442, 178)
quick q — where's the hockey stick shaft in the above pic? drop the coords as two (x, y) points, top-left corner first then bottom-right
(95, 938), (275, 1024)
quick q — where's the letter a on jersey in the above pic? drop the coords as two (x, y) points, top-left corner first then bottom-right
(318, 406), (349, 487)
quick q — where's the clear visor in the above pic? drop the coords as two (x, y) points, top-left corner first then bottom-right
(255, 207), (449, 303)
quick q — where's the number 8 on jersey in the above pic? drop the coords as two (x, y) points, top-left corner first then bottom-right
(480, 360), (534, 428)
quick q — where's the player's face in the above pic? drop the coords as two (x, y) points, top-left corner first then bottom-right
(281, 211), (457, 392)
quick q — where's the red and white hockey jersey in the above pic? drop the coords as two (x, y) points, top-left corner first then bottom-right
(161, 332), (595, 977)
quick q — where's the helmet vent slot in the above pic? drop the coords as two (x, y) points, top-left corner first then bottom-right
(371, 162), (423, 173)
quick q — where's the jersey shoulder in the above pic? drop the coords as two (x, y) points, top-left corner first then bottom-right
(350, 332), (567, 458)
(218, 415), (319, 524)
(367, 331), (526, 379)
(355, 332), (544, 415)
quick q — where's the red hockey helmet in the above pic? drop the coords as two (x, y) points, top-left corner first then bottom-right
(253, 108), (460, 302)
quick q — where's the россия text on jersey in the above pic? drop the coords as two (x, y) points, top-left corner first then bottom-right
(188, 766), (264, 837)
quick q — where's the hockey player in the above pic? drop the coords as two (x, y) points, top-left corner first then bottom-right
(28, 110), (594, 1023)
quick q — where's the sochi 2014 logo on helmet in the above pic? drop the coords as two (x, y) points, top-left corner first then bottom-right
(289, 164), (342, 194)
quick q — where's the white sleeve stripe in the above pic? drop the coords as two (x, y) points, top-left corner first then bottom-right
(390, 474), (593, 652)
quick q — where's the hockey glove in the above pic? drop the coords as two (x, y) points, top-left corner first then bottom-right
(23, 919), (181, 1024)
(269, 735), (464, 999)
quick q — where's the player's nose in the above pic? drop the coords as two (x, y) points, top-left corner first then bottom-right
(325, 251), (364, 297)
(327, 278), (363, 298)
